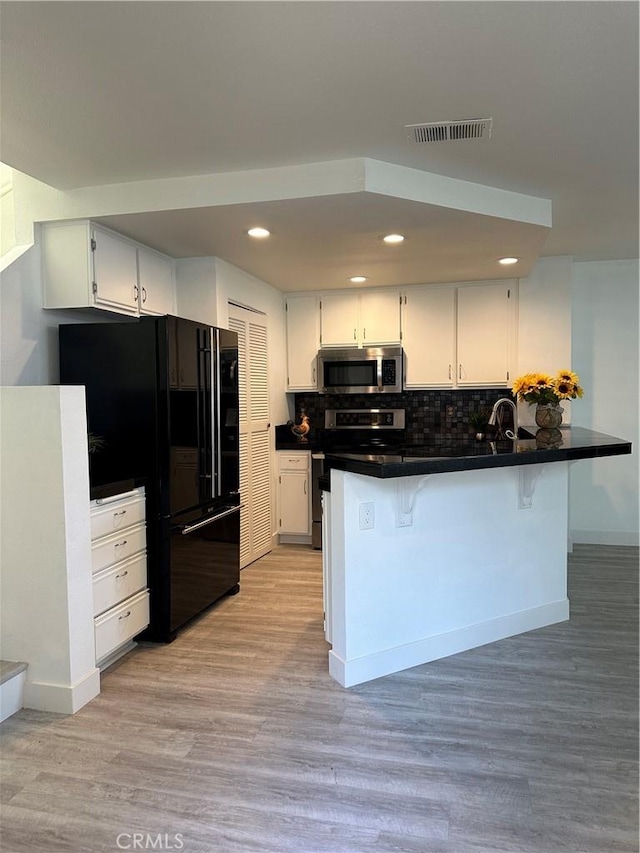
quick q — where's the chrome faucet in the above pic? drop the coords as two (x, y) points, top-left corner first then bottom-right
(488, 398), (518, 439)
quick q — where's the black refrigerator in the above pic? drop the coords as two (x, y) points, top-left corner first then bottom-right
(59, 315), (240, 642)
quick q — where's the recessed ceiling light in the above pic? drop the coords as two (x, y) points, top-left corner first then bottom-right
(349, 276), (367, 283)
(383, 234), (405, 244)
(498, 256), (519, 265)
(247, 227), (270, 238)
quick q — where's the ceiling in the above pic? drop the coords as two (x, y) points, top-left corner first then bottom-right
(1, 1), (638, 292)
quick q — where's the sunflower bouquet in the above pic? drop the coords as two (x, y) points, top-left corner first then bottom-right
(512, 370), (584, 406)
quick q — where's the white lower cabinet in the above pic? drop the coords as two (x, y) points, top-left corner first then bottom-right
(90, 487), (149, 667)
(277, 451), (311, 539)
(94, 590), (150, 664)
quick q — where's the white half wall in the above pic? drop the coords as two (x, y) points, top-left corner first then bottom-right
(0, 386), (100, 713)
(326, 464), (570, 687)
(569, 259), (639, 545)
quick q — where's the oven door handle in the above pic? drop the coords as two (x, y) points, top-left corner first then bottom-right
(179, 504), (243, 535)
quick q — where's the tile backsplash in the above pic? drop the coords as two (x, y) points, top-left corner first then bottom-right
(293, 389), (514, 444)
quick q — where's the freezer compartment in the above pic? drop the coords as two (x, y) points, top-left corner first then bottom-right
(168, 503), (241, 633)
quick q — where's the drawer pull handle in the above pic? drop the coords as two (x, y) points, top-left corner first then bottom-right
(115, 540), (128, 548)
(119, 611), (131, 621)
(113, 510), (127, 517)
(115, 570), (129, 579)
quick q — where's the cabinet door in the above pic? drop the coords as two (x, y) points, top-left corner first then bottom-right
(402, 287), (455, 387)
(138, 247), (175, 316)
(359, 290), (401, 346)
(285, 296), (320, 390)
(279, 472), (310, 535)
(91, 228), (139, 315)
(320, 293), (359, 347)
(457, 282), (513, 386)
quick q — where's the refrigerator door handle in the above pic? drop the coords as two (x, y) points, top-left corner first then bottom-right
(214, 330), (222, 499)
(180, 504), (243, 535)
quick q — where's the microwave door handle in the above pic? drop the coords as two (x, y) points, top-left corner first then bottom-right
(377, 356), (383, 391)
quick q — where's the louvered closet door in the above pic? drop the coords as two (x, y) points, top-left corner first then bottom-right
(229, 307), (273, 568)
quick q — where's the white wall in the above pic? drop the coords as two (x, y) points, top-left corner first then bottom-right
(0, 238), (121, 386)
(569, 260), (639, 545)
(517, 255), (573, 426)
(1, 163), (16, 256)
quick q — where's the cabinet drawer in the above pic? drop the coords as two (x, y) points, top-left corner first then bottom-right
(92, 552), (147, 617)
(91, 523), (146, 574)
(94, 590), (150, 663)
(90, 490), (145, 541)
(278, 453), (310, 472)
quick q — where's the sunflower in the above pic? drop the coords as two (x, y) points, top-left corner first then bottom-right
(511, 369), (584, 405)
(532, 373), (553, 388)
(553, 379), (575, 399)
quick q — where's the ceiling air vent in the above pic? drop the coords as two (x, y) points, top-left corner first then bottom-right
(406, 118), (492, 144)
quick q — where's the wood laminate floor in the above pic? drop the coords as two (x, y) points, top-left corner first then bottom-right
(1, 544), (638, 853)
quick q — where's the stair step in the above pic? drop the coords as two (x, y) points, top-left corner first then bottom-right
(0, 661), (28, 722)
(0, 660), (28, 685)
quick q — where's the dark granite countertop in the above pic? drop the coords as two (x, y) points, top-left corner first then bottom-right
(322, 427), (632, 481)
(275, 441), (319, 452)
(90, 478), (146, 501)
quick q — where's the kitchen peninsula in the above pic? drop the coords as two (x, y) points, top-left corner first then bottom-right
(321, 427), (631, 687)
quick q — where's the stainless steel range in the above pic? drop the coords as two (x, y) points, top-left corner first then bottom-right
(311, 408), (406, 548)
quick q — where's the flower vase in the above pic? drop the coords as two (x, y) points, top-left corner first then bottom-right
(535, 427), (563, 449)
(535, 404), (563, 429)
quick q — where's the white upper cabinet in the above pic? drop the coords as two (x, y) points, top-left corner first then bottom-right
(320, 290), (400, 348)
(41, 220), (175, 318)
(137, 247), (175, 316)
(285, 295), (320, 391)
(91, 227), (139, 314)
(399, 280), (516, 389)
(320, 293), (359, 347)
(401, 287), (456, 387)
(456, 281), (514, 386)
(359, 290), (401, 346)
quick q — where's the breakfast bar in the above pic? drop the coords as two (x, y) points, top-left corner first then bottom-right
(321, 427), (631, 687)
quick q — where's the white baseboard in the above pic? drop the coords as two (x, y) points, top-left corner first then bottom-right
(329, 599), (570, 688)
(570, 529), (639, 547)
(23, 667), (101, 715)
(278, 534), (313, 545)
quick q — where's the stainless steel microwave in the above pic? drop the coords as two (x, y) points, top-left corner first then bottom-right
(317, 347), (403, 394)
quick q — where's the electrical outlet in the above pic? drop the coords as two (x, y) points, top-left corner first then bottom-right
(359, 502), (375, 530)
(396, 511), (413, 527)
